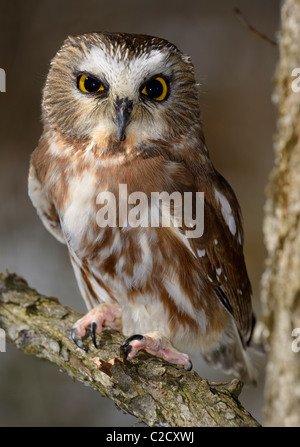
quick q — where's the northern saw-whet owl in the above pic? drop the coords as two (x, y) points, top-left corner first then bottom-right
(28, 32), (256, 384)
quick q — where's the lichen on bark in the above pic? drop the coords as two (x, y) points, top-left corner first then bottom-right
(0, 272), (260, 427)
(260, 0), (300, 427)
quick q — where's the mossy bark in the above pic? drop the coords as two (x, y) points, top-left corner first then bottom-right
(0, 272), (260, 427)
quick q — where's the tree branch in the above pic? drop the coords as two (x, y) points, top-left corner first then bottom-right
(0, 272), (260, 427)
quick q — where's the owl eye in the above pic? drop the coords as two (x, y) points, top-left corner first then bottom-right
(141, 77), (168, 101)
(77, 74), (105, 93)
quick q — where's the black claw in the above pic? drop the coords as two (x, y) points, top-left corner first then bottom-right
(90, 321), (97, 348)
(121, 334), (144, 347)
(124, 344), (132, 357)
(71, 328), (85, 350)
(120, 334), (144, 358)
(185, 360), (193, 371)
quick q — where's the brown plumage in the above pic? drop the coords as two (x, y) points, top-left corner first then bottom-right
(28, 32), (256, 383)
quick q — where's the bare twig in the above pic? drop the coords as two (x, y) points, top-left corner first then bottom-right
(0, 272), (260, 427)
(234, 8), (278, 47)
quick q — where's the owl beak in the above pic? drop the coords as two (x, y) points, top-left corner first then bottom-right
(114, 98), (133, 141)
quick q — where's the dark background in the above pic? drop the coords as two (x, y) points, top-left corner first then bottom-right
(0, 0), (280, 426)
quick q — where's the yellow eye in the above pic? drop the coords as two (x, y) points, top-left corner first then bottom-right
(77, 74), (105, 93)
(141, 77), (168, 101)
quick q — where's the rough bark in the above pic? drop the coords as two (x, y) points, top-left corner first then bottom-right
(260, 0), (300, 427)
(0, 272), (260, 427)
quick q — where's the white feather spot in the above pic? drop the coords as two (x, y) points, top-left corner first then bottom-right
(197, 248), (206, 258)
(237, 231), (242, 245)
(62, 171), (96, 248)
(214, 189), (237, 236)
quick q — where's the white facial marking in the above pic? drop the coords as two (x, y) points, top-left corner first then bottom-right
(80, 46), (173, 143)
(79, 46), (171, 101)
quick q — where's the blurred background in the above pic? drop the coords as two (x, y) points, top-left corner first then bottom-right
(0, 0), (280, 426)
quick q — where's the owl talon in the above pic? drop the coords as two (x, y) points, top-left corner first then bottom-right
(71, 302), (122, 350)
(120, 331), (192, 370)
(71, 328), (85, 351)
(90, 321), (98, 348)
(120, 334), (144, 358)
(185, 359), (193, 371)
(121, 343), (132, 358)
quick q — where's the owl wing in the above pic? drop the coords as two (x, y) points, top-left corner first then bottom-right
(28, 161), (65, 244)
(190, 167), (253, 345)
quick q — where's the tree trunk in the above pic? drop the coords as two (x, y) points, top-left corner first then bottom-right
(260, 0), (300, 427)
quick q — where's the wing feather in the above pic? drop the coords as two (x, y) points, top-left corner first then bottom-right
(28, 161), (65, 244)
(191, 168), (253, 343)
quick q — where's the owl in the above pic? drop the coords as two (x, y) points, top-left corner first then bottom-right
(28, 32), (256, 384)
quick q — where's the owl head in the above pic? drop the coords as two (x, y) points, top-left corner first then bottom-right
(42, 32), (201, 145)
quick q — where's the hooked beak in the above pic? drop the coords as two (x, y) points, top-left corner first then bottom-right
(114, 98), (133, 141)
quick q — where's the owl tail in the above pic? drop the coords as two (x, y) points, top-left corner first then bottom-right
(202, 317), (257, 385)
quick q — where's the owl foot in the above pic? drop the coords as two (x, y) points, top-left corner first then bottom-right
(120, 330), (193, 370)
(71, 303), (122, 350)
